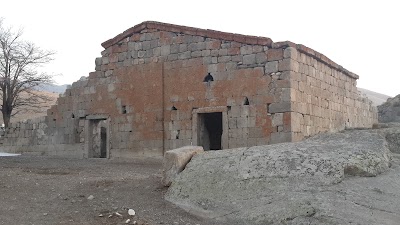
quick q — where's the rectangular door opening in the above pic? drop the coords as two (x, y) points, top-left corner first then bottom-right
(88, 119), (108, 158)
(100, 127), (107, 158)
(198, 112), (223, 150)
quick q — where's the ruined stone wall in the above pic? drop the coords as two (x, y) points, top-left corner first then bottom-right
(0, 116), (83, 157)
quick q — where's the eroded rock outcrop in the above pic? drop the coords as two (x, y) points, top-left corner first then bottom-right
(166, 130), (400, 225)
(378, 94), (400, 122)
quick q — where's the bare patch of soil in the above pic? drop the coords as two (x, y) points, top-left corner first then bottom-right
(0, 156), (226, 225)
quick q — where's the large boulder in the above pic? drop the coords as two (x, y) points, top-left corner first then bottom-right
(378, 94), (400, 122)
(165, 130), (400, 225)
(161, 146), (204, 186)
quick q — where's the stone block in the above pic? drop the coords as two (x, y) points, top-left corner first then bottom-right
(225, 62), (237, 71)
(142, 41), (151, 50)
(161, 45), (171, 56)
(179, 51), (191, 60)
(102, 57), (109, 65)
(218, 56), (231, 63)
(95, 57), (102, 66)
(161, 146), (204, 186)
(283, 47), (298, 60)
(272, 113), (284, 126)
(243, 54), (256, 64)
(231, 55), (243, 62)
(267, 48), (284, 61)
(278, 58), (292, 71)
(240, 45), (253, 55)
(249, 127), (264, 138)
(179, 44), (187, 52)
(256, 52), (267, 64)
(191, 51), (202, 57)
(268, 102), (292, 113)
(252, 45), (264, 53)
(265, 61), (278, 74)
(270, 132), (292, 144)
(218, 48), (228, 56)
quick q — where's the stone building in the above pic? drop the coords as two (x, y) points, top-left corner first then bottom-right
(0, 21), (377, 158)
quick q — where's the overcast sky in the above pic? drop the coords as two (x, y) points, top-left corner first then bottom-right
(1, 0), (399, 96)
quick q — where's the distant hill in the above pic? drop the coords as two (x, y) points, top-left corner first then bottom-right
(38, 84), (69, 94)
(0, 90), (59, 125)
(358, 88), (392, 106)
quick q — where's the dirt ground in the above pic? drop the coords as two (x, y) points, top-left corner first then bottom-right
(0, 155), (227, 225)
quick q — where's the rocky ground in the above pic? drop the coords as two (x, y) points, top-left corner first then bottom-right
(166, 129), (400, 225)
(2, 126), (400, 225)
(0, 156), (227, 225)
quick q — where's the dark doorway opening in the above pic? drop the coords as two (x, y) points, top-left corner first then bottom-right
(198, 112), (223, 150)
(88, 119), (108, 158)
(100, 127), (107, 158)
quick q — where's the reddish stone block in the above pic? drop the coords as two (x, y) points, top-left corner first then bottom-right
(218, 31), (234, 41)
(275, 80), (290, 88)
(204, 30), (221, 40)
(206, 40), (221, 50)
(283, 112), (291, 131)
(159, 32), (174, 45)
(195, 29), (209, 37)
(130, 33), (141, 41)
(231, 42), (241, 48)
(267, 49), (284, 61)
(146, 22), (157, 30)
(272, 41), (296, 49)
(257, 37), (273, 47)
(227, 47), (240, 55)
(110, 43), (128, 54)
(245, 36), (258, 45)
(233, 34), (246, 43)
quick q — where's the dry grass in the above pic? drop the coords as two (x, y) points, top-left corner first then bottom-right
(0, 90), (59, 124)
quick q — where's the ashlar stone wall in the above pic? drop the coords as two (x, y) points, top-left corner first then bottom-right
(0, 21), (377, 158)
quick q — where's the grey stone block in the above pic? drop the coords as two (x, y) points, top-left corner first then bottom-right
(243, 54), (256, 64)
(265, 61), (278, 74)
(268, 102), (292, 113)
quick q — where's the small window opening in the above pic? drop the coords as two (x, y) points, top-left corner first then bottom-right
(176, 130), (180, 139)
(267, 103), (271, 112)
(244, 97), (250, 105)
(203, 73), (214, 82)
(171, 106), (177, 110)
(72, 113), (75, 118)
(122, 106), (127, 114)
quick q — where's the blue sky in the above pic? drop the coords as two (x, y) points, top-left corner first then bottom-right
(2, 0), (399, 96)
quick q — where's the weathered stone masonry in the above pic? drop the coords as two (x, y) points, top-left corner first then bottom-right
(0, 21), (377, 158)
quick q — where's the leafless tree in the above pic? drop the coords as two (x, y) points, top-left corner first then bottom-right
(0, 19), (55, 129)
